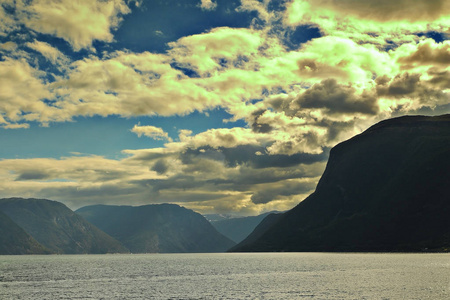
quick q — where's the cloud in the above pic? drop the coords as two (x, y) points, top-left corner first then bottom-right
(168, 27), (263, 75)
(304, 0), (450, 22)
(0, 28), (397, 127)
(177, 127), (269, 149)
(0, 58), (54, 124)
(375, 72), (449, 111)
(0, 144), (327, 213)
(26, 40), (69, 65)
(131, 124), (172, 142)
(151, 159), (169, 175)
(284, 0), (450, 48)
(250, 178), (318, 204)
(199, 0), (217, 11)
(0, 155), (162, 208)
(0, 0), (17, 35)
(236, 0), (273, 23)
(427, 67), (450, 89)
(0, 41), (17, 51)
(50, 51), (224, 118)
(294, 78), (379, 116)
(2, 123), (30, 129)
(397, 40), (450, 68)
(17, 0), (131, 51)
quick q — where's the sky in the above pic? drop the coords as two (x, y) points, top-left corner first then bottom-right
(1, 0), (449, 215)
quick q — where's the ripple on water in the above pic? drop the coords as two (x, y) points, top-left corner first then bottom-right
(0, 253), (449, 299)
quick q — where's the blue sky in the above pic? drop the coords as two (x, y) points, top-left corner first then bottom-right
(0, 0), (449, 214)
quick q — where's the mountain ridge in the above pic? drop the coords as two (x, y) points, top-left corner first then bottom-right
(76, 203), (236, 253)
(0, 197), (129, 254)
(231, 114), (450, 252)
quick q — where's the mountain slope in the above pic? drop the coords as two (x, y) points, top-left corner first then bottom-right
(231, 115), (450, 252)
(229, 212), (284, 250)
(209, 212), (280, 243)
(0, 210), (50, 254)
(0, 198), (129, 254)
(76, 204), (236, 253)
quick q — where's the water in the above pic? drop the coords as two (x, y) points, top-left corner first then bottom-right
(0, 253), (449, 299)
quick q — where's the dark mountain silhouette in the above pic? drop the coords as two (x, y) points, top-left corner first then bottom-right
(209, 211), (281, 243)
(231, 115), (450, 252)
(0, 198), (128, 254)
(76, 204), (236, 253)
(0, 210), (50, 254)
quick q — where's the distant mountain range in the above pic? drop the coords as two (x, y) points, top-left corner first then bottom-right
(208, 212), (281, 243)
(0, 199), (235, 254)
(76, 204), (235, 253)
(0, 198), (128, 254)
(231, 115), (450, 252)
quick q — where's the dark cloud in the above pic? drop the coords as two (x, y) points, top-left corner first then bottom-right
(151, 159), (169, 175)
(182, 145), (328, 169)
(316, 119), (357, 144)
(250, 109), (274, 133)
(376, 73), (447, 103)
(126, 151), (173, 162)
(398, 42), (450, 67)
(376, 73), (421, 96)
(134, 175), (205, 194)
(250, 180), (317, 204)
(427, 68), (450, 89)
(15, 170), (50, 181)
(210, 166), (320, 190)
(294, 79), (379, 115)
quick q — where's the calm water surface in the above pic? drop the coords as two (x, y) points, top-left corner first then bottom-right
(0, 253), (449, 299)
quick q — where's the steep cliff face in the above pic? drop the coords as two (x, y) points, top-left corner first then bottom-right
(77, 203), (236, 253)
(0, 198), (128, 254)
(231, 115), (450, 252)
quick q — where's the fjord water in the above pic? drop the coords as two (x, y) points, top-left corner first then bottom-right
(1, 253), (449, 299)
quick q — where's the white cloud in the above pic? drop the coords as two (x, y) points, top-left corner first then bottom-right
(26, 40), (69, 65)
(17, 0), (131, 51)
(0, 58), (54, 123)
(2, 123), (30, 129)
(131, 124), (172, 142)
(200, 0), (217, 11)
(0, 41), (17, 51)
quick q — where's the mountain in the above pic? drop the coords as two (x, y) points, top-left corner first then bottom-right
(209, 212), (281, 243)
(231, 115), (450, 252)
(230, 212), (284, 249)
(0, 198), (129, 254)
(204, 214), (235, 222)
(0, 210), (50, 254)
(76, 204), (236, 253)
